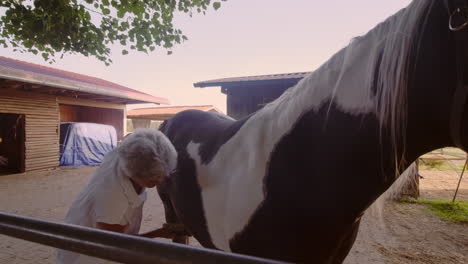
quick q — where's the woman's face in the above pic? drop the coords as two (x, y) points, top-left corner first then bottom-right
(130, 162), (168, 188)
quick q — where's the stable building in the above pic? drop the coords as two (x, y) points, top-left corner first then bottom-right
(126, 105), (222, 131)
(0, 56), (167, 173)
(194, 72), (310, 119)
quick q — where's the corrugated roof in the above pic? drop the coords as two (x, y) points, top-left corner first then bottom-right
(0, 56), (168, 104)
(127, 105), (222, 120)
(194, 72), (311, 88)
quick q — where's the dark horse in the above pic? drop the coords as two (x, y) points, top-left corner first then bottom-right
(157, 1), (468, 263)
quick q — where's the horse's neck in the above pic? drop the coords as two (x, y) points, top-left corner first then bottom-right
(251, 2), (417, 152)
(365, 0), (457, 187)
(243, 0), (452, 187)
(403, 1), (456, 163)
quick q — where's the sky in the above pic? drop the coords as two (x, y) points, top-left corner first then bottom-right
(0, 0), (412, 113)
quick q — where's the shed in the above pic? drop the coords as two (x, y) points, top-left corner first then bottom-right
(194, 72), (310, 119)
(0, 56), (167, 173)
(126, 105), (223, 131)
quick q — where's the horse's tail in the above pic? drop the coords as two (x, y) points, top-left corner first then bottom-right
(366, 162), (418, 220)
(381, 162), (419, 201)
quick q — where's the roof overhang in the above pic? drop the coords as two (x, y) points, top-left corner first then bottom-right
(194, 72), (311, 93)
(127, 106), (222, 120)
(0, 64), (169, 105)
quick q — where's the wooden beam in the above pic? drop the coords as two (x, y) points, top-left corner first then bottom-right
(0, 80), (139, 107)
(0, 89), (57, 101)
(57, 96), (125, 110)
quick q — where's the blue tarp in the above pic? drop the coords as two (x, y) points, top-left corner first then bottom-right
(59, 122), (117, 166)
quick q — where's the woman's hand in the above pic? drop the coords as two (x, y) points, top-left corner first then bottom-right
(96, 222), (128, 233)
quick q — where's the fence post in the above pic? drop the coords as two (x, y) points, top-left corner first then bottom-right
(452, 156), (467, 202)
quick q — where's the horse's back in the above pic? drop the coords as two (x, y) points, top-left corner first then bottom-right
(160, 110), (250, 163)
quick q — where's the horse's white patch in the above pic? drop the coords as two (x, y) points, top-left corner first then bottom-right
(185, 0), (429, 251)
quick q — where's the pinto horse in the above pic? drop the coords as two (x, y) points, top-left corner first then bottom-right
(157, 0), (468, 263)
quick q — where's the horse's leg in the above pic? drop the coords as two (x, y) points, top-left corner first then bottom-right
(157, 186), (190, 245)
(328, 217), (362, 264)
(172, 234), (190, 244)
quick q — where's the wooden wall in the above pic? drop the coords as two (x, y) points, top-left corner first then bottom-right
(131, 119), (151, 130)
(0, 90), (126, 172)
(59, 104), (80, 122)
(59, 104), (124, 140)
(0, 90), (59, 172)
(226, 84), (292, 119)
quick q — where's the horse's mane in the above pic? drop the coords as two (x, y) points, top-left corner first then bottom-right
(370, 0), (433, 175)
(256, 0), (434, 179)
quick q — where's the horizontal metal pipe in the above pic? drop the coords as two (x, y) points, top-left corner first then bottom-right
(0, 211), (288, 264)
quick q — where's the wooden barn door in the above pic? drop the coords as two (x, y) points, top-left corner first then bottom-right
(0, 113), (25, 174)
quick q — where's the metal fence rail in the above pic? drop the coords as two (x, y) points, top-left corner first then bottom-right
(0, 211), (288, 264)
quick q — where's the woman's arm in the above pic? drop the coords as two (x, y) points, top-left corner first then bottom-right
(139, 227), (175, 238)
(96, 222), (128, 233)
(138, 223), (189, 238)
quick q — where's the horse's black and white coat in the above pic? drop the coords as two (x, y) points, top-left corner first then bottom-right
(158, 1), (468, 263)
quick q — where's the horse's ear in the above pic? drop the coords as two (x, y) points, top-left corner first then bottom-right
(159, 120), (168, 133)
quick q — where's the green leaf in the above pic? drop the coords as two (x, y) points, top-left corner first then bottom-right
(24, 41), (33, 48)
(117, 10), (125, 18)
(41, 53), (49, 60)
(0, 0), (226, 66)
(122, 49), (128, 55)
(121, 21), (129, 29)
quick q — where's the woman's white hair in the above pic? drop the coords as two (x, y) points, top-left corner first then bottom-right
(118, 128), (177, 181)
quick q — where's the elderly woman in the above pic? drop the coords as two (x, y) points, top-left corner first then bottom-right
(57, 129), (177, 264)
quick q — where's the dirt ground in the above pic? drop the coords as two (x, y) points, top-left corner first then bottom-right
(344, 169), (468, 264)
(0, 166), (466, 264)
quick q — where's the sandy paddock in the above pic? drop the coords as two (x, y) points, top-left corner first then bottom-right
(0, 166), (466, 264)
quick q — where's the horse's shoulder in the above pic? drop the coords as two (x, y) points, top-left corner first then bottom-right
(165, 110), (233, 132)
(168, 109), (209, 122)
(171, 110), (229, 123)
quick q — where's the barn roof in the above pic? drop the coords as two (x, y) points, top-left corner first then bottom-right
(127, 105), (222, 120)
(193, 72), (311, 88)
(0, 56), (168, 105)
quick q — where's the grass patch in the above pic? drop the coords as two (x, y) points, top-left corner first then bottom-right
(400, 198), (468, 224)
(419, 160), (466, 171)
(419, 147), (467, 171)
(419, 159), (445, 170)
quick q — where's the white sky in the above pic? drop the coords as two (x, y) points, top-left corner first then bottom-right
(0, 0), (412, 113)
